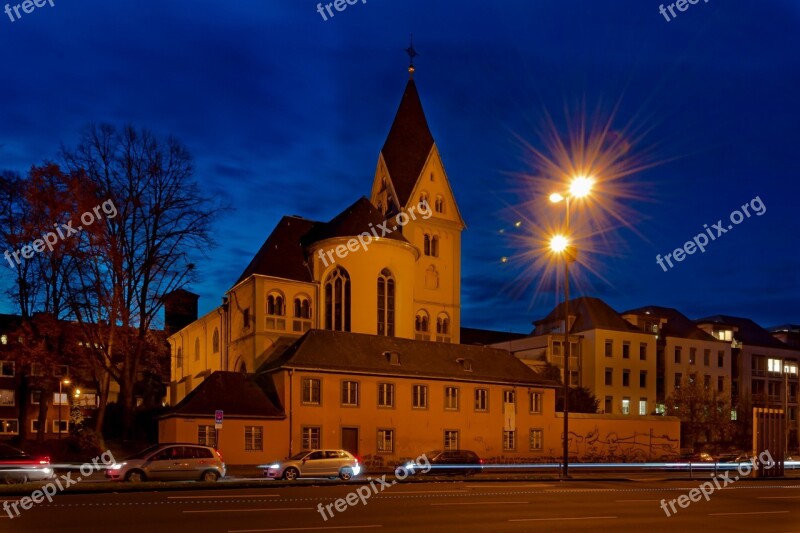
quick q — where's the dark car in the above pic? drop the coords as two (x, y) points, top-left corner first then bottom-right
(415, 450), (483, 476)
(0, 443), (54, 484)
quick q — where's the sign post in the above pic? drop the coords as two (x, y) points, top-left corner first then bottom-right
(215, 410), (223, 449)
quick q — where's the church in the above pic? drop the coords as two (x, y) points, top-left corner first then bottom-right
(159, 61), (678, 466)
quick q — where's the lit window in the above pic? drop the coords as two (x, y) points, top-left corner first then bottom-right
(639, 399), (647, 415)
(0, 390), (14, 406)
(768, 358), (783, 373)
(0, 420), (18, 435)
(621, 398), (630, 415)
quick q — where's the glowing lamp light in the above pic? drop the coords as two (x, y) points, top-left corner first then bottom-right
(569, 176), (594, 198)
(550, 235), (569, 253)
(549, 192), (564, 204)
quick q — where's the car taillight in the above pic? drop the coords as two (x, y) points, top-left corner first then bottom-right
(39, 456), (50, 465)
(479, 459), (484, 464)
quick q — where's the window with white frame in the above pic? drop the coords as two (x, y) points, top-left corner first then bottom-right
(0, 389), (14, 406)
(503, 390), (515, 405)
(31, 419), (43, 433)
(621, 397), (630, 415)
(302, 378), (321, 405)
(639, 399), (647, 415)
(0, 419), (18, 434)
(530, 429), (544, 451)
(198, 425), (216, 447)
(302, 426), (321, 450)
(52, 420), (68, 433)
(75, 392), (98, 409)
(529, 391), (543, 414)
(503, 430), (516, 450)
(244, 426), (263, 451)
(444, 387), (459, 410)
(53, 392), (68, 405)
(412, 384), (428, 409)
(377, 429), (394, 453)
(341, 381), (359, 406)
(474, 388), (488, 411)
(0, 361), (14, 377)
(444, 430), (459, 450)
(768, 358), (783, 373)
(378, 383), (395, 408)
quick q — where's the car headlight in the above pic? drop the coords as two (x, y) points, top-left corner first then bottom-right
(269, 463), (280, 469)
(352, 464), (361, 476)
(110, 463), (126, 470)
(42, 468), (52, 475)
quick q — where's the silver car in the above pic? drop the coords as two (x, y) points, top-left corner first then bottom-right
(264, 449), (360, 480)
(106, 444), (226, 482)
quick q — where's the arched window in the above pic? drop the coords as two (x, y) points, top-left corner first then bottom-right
(176, 347), (183, 369)
(266, 291), (286, 330)
(194, 337), (200, 361)
(293, 295), (312, 333)
(212, 328), (219, 353)
(424, 234), (431, 256)
(324, 266), (351, 332)
(415, 310), (430, 341)
(431, 235), (439, 257)
(238, 361), (247, 373)
(437, 313), (451, 343)
(435, 195), (444, 213)
(377, 268), (395, 337)
(420, 192), (429, 206)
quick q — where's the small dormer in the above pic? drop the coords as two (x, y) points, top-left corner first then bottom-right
(456, 358), (473, 372)
(383, 351), (401, 366)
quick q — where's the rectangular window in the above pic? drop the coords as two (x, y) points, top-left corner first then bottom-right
(621, 397), (630, 415)
(302, 426), (321, 450)
(675, 373), (682, 389)
(689, 348), (697, 365)
(622, 342), (630, 359)
(639, 371), (647, 388)
(53, 365), (69, 378)
(529, 392), (543, 414)
(703, 349), (710, 366)
(30, 363), (44, 377)
(244, 426), (263, 451)
(377, 429), (394, 453)
(503, 390), (515, 405)
(444, 387), (459, 410)
(31, 419), (43, 433)
(198, 425), (216, 447)
(0, 389), (14, 406)
(0, 420), (18, 434)
(622, 370), (630, 387)
(704, 375), (711, 390)
(444, 430), (459, 451)
(412, 384), (428, 409)
(474, 388), (488, 411)
(31, 391), (41, 404)
(529, 429), (543, 451)
(302, 378), (321, 405)
(503, 430), (516, 451)
(718, 351), (724, 368)
(604, 396), (613, 414)
(341, 381), (359, 406)
(53, 392), (68, 405)
(605, 368), (613, 386)
(378, 383), (395, 408)
(52, 420), (68, 433)
(639, 343), (647, 360)
(768, 358), (783, 373)
(674, 347), (682, 364)
(718, 376), (724, 392)
(605, 340), (613, 357)
(0, 361), (14, 377)
(639, 399), (647, 416)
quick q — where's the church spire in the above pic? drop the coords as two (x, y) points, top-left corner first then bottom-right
(405, 34), (418, 78)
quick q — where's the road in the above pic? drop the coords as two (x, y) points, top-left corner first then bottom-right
(3, 479), (800, 532)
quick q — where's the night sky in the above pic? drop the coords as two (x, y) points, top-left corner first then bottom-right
(1, 0), (798, 332)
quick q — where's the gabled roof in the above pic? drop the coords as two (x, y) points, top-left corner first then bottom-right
(235, 216), (319, 285)
(623, 305), (719, 342)
(460, 327), (527, 346)
(258, 329), (557, 387)
(301, 197), (408, 246)
(381, 79), (435, 207)
(535, 297), (641, 334)
(163, 371), (285, 419)
(695, 315), (795, 350)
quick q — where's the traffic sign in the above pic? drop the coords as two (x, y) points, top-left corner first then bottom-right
(215, 410), (223, 429)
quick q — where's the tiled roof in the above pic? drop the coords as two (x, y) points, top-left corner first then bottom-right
(380, 79), (435, 207)
(235, 216), (319, 285)
(695, 315), (796, 350)
(535, 297), (641, 334)
(163, 371), (285, 419)
(301, 197), (409, 246)
(258, 329), (557, 387)
(460, 327), (528, 345)
(623, 305), (719, 341)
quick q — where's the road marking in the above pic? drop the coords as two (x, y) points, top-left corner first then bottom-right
(168, 494), (280, 499)
(708, 511), (790, 517)
(616, 499), (663, 502)
(465, 484), (554, 488)
(386, 490), (468, 494)
(758, 496), (800, 499)
(430, 501), (528, 506)
(229, 526), (382, 532)
(510, 516), (617, 522)
(184, 507), (312, 514)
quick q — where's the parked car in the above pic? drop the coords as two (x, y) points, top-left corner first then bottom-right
(0, 443), (53, 484)
(106, 444), (225, 482)
(264, 449), (360, 480)
(686, 452), (715, 463)
(412, 450), (483, 476)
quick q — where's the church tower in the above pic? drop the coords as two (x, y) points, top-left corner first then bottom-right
(369, 51), (465, 343)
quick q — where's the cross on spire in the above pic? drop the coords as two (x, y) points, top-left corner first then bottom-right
(405, 34), (418, 77)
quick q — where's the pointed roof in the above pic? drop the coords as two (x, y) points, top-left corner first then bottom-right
(302, 197), (409, 245)
(623, 305), (719, 342)
(381, 79), (435, 207)
(534, 297), (642, 334)
(235, 216), (319, 285)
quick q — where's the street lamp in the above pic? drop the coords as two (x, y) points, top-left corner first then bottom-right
(549, 175), (593, 479)
(58, 378), (70, 440)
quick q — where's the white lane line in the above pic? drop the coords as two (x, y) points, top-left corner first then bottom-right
(387, 490), (468, 494)
(510, 516), (617, 522)
(616, 499), (663, 502)
(708, 511), (790, 517)
(168, 494), (280, 499)
(431, 501), (527, 506)
(229, 526), (382, 532)
(183, 507), (312, 514)
(465, 484), (554, 488)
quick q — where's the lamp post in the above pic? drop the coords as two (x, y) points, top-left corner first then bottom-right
(58, 378), (70, 439)
(549, 176), (593, 479)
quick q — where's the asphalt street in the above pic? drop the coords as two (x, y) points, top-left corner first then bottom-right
(3, 479), (800, 533)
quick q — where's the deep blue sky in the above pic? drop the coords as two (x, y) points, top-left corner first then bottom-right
(1, 0), (798, 332)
